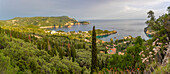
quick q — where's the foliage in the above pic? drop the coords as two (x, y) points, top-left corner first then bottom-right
(0, 52), (19, 74)
(1, 16), (78, 26)
(91, 26), (99, 73)
(88, 29), (117, 35)
(0, 34), (82, 73)
(107, 36), (145, 72)
(152, 60), (170, 74)
(79, 21), (90, 24)
(0, 6), (169, 74)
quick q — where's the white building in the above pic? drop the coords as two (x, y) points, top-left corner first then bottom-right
(51, 31), (56, 34)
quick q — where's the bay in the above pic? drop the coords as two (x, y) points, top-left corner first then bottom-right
(51, 19), (149, 41)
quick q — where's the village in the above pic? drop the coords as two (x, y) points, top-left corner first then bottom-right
(45, 30), (133, 55)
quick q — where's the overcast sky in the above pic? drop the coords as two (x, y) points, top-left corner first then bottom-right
(0, 0), (169, 20)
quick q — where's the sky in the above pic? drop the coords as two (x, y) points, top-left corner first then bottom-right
(0, 0), (169, 20)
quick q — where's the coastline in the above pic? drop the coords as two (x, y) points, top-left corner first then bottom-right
(40, 22), (90, 29)
(144, 27), (155, 38)
(46, 20), (148, 41)
(96, 31), (117, 38)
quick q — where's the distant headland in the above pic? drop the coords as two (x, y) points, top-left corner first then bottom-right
(0, 16), (90, 29)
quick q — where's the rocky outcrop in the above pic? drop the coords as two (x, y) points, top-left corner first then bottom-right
(162, 43), (170, 66)
(144, 27), (156, 37)
(142, 38), (170, 73)
(79, 21), (90, 25)
(96, 31), (117, 36)
(152, 39), (169, 65)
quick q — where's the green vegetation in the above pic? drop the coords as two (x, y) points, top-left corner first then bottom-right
(0, 6), (169, 74)
(106, 36), (145, 72)
(145, 6), (170, 37)
(0, 16), (78, 27)
(88, 29), (117, 36)
(141, 6), (170, 73)
(101, 6), (170, 73)
(152, 60), (170, 74)
(79, 21), (90, 24)
(91, 26), (99, 73)
(0, 25), (110, 73)
(0, 34), (82, 73)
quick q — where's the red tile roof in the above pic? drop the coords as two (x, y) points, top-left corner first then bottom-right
(108, 48), (116, 54)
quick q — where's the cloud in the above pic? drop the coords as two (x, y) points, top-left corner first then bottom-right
(0, 0), (169, 20)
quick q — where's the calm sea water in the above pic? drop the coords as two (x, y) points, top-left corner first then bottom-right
(51, 19), (149, 41)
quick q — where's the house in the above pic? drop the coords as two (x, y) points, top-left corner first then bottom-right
(102, 40), (105, 43)
(84, 39), (90, 42)
(128, 36), (132, 39)
(113, 44), (116, 47)
(118, 52), (124, 55)
(123, 41), (127, 44)
(51, 31), (56, 34)
(124, 36), (132, 39)
(83, 31), (88, 33)
(124, 36), (128, 39)
(108, 48), (116, 54)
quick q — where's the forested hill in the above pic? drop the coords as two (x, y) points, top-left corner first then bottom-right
(0, 16), (79, 26)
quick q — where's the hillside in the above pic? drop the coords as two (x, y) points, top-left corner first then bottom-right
(0, 6), (169, 74)
(144, 10), (170, 37)
(141, 7), (170, 73)
(0, 16), (89, 28)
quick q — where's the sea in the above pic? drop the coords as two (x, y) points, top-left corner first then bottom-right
(51, 19), (149, 41)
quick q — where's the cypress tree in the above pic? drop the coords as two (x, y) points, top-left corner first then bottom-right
(105, 56), (108, 68)
(105, 48), (107, 54)
(19, 32), (23, 39)
(37, 41), (41, 50)
(0, 27), (1, 34)
(71, 44), (76, 62)
(42, 42), (47, 51)
(10, 31), (12, 38)
(101, 59), (105, 69)
(91, 26), (98, 73)
(52, 46), (57, 56)
(83, 43), (86, 49)
(59, 47), (63, 59)
(25, 35), (30, 42)
(67, 43), (71, 60)
(56, 42), (59, 52)
(58, 42), (64, 59)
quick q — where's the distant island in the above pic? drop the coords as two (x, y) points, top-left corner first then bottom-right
(79, 21), (90, 25)
(0, 16), (90, 29)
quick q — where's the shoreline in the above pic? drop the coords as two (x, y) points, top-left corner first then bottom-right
(40, 23), (90, 29)
(96, 31), (117, 36)
(144, 27), (155, 38)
